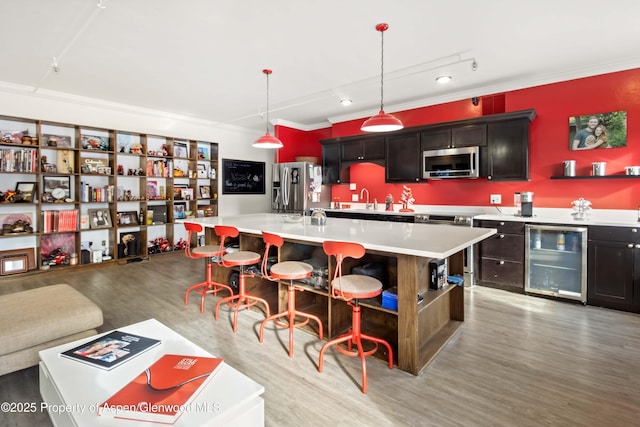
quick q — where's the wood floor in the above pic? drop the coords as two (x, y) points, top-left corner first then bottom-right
(1, 252), (639, 426)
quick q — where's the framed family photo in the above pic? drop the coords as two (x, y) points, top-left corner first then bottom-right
(569, 110), (627, 150)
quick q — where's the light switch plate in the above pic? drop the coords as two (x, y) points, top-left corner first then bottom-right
(349, 183), (357, 191)
(352, 194), (359, 202)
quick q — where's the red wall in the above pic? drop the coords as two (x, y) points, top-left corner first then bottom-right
(279, 68), (640, 210)
(274, 125), (330, 163)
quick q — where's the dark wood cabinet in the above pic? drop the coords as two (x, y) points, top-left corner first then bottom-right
(452, 124), (487, 147)
(341, 137), (385, 162)
(321, 142), (348, 184)
(476, 220), (525, 292)
(587, 226), (640, 313)
(385, 132), (421, 182)
(486, 119), (529, 181)
(420, 128), (452, 151)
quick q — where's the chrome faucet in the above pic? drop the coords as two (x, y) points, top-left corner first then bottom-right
(360, 188), (371, 210)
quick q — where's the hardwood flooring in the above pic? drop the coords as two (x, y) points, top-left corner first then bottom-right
(1, 252), (639, 426)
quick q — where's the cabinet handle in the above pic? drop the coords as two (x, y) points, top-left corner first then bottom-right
(628, 243), (634, 248)
(636, 244), (640, 249)
(499, 222), (505, 226)
(498, 234), (505, 239)
(415, 178), (420, 181)
(633, 228), (638, 233)
(499, 260), (505, 265)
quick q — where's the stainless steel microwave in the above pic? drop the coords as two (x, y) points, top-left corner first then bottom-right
(422, 146), (480, 179)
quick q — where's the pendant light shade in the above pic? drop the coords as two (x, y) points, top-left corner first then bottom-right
(253, 69), (283, 149)
(361, 23), (404, 133)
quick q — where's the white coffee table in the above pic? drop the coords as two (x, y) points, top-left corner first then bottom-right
(39, 319), (264, 426)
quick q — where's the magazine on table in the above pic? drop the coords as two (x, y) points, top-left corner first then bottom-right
(98, 354), (223, 424)
(60, 331), (161, 370)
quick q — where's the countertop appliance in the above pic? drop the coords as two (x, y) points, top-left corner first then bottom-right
(272, 162), (330, 214)
(422, 146), (480, 179)
(415, 211), (482, 286)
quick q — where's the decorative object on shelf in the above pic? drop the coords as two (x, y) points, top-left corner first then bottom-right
(197, 164), (208, 178)
(625, 166), (640, 176)
(81, 134), (109, 151)
(385, 193), (394, 211)
(173, 202), (186, 220)
(88, 208), (112, 229)
(592, 161), (606, 176)
(361, 23), (403, 133)
(563, 160), (576, 177)
(148, 237), (172, 254)
(42, 175), (71, 202)
(199, 185), (211, 199)
(197, 146), (209, 160)
(56, 149), (74, 174)
(1, 129), (36, 144)
(0, 213), (34, 235)
(173, 141), (188, 158)
(253, 69), (283, 149)
(43, 134), (71, 148)
(119, 231), (140, 258)
(399, 185), (415, 212)
(117, 211), (139, 226)
(571, 198), (592, 220)
(14, 182), (36, 202)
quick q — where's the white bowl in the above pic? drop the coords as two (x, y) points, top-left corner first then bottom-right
(283, 214), (303, 223)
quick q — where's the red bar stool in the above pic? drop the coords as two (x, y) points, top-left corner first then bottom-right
(214, 225), (270, 332)
(183, 222), (233, 312)
(318, 240), (393, 394)
(258, 231), (324, 357)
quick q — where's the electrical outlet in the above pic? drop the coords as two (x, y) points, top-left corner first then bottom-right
(490, 194), (502, 204)
(349, 183), (357, 191)
(351, 194), (359, 202)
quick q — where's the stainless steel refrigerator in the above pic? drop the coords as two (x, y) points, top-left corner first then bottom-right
(271, 162), (330, 214)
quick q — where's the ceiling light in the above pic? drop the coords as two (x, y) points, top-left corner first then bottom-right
(340, 98), (352, 106)
(96, 0), (106, 9)
(361, 23), (404, 133)
(436, 75), (452, 84)
(253, 69), (283, 149)
(51, 57), (60, 73)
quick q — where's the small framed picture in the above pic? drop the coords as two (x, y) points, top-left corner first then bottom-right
(15, 182), (36, 202)
(0, 255), (28, 275)
(173, 202), (186, 220)
(42, 175), (71, 201)
(199, 185), (211, 199)
(117, 211), (139, 226)
(88, 208), (112, 229)
(173, 142), (188, 158)
(43, 134), (72, 148)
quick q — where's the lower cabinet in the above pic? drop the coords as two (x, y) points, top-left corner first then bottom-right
(587, 226), (640, 313)
(476, 220), (525, 292)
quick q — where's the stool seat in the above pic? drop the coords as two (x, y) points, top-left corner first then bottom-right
(222, 251), (261, 265)
(192, 245), (224, 257)
(331, 275), (382, 299)
(270, 261), (313, 280)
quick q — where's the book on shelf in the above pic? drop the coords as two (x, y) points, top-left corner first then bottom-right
(60, 330), (161, 371)
(98, 354), (223, 424)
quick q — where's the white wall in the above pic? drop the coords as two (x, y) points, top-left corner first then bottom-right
(0, 86), (274, 215)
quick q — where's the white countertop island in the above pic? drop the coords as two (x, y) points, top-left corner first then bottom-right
(184, 213), (496, 375)
(184, 213), (496, 259)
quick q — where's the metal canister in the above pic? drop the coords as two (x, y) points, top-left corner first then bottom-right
(592, 162), (606, 176)
(563, 160), (576, 177)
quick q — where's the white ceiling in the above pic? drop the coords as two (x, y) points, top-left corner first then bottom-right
(2, 0), (640, 132)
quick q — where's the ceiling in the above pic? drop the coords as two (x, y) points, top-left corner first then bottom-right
(2, 0), (640, 133)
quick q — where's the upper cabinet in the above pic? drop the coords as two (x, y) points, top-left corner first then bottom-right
(485, 119), (530, 181)
(385, 132), (421, 182)
(340, 137), (385, 163)
(321, 109), (535, 184)
(421, 124), (487, 151)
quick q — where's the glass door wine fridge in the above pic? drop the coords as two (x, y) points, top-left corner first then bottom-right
(525, 224), (587, 302)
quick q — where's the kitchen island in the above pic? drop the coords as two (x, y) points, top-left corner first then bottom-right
(186, 213), (496, 375)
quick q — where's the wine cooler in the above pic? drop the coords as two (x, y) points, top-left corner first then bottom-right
(525, 224), (587, 302)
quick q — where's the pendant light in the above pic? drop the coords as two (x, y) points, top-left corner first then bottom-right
(253, 69), (283, 149)
(361, 23), (404, 133)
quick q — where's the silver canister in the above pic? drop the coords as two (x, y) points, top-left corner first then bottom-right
(592, 162), (606, 176)
(563, 160), (576, 177)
